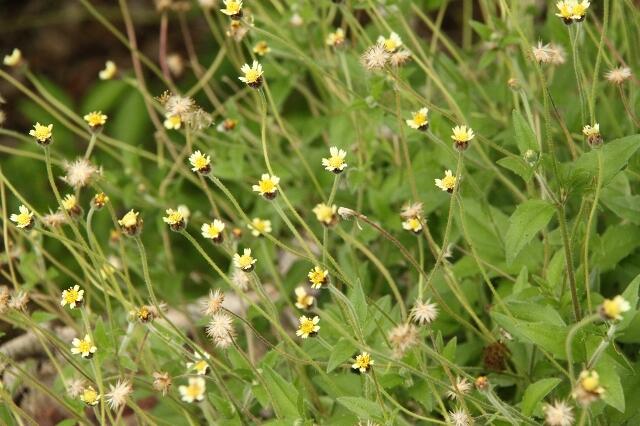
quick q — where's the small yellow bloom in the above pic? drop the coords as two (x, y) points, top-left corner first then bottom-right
(582, 123), (599, 137)
(220, 0), (243, 19)
(253, 41), (271, 56)
(294, 286), (314, 310)
(136, 305), (154, 323)
(80, 386), (100, 406)
(118, 209), (142, 236)
(201, 220), (226, 243)
(164, 115), (182, 130)
(10, 205), (34, 229)
(252, 173), (280, 199)
(83, 111), (107, 129)
(239, 61), (264, 88)
(321, 147), (348, 173)
(92, 192), (109, 209)
(233, 248), (257, 272)
(71, 334), (97, 358)
(308, 266), (328, 289)
(313, 203), (337, 226)
(571, 1), (590, 21)
(573, 370), (604, 406)
(402, 217), (423, 234)
(326, 28), (345, 47)
(451, 125), (475, 143)
(61, 285), (84, 309)
(296, 315), (320, 338)
(248, 217), (272, 237)
(62, 194), (82, 217)
(600, 295), (631, 321)
(99, 60), (118, 80)
(352, 351), (374, 373)
(3, 48), (22, 67)
(579, 370), (602, 393)
(435, 170), (457, 193)
(29, 122), (53, 145)
(179, 377), (206, 403)
(377, 32), (403, 53)
(186, 352), (210, 375)
(406, 108), (429, 131)
(163, 208), (186, 231)
(189, 150), (211, 174)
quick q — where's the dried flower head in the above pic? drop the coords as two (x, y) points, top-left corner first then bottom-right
(0, 286), (10, 314)
(62, 158), (101, 189)
(475, 375), (489, 391)
(449, 408), (473, 426)
(361, 44), (389, 71)
(92, 192), (109, 209)
(532, 41), (566, 65)
(202, 289), (225, 316)
(253, 41), (271, 56)
(153, 371), (172, 396)
(388, 323), (418, 357)
(410, 299), (438, 325)
(390, 49), (412, 67)
(106, 379), (132, 410)
(66, 379), (85, 398)
(99, 60), (118, 80)
(400, 202), (424, 220)
(543, 400), (574, 426)
(206, 312), (236, 348)
(605, 66), (632, 85)
(296, 315), (320, 338)
(9, 290), (29, 311)
(165, 94), (195, 120)
(482, 341), (510, 371)
(217, 118), (238, 133)
(294, 286), (314, 310)
(29, 122), (53, 145)
(447, 377), (472, 400)
(231, 270), (250, 291)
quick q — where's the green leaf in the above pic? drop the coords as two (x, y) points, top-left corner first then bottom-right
(505, 200), (555, 265)
(350, 278), (368, 324)
(618, 274), (640, 332)
(512, 109), (538, 153)
(336, 397), (383, 420)
(574, 135), (640, 186)
(512, 266), (530, 294)
(261, 366), (301, 419)
(327, 338), (354, 373)
(594, 224), (640, 271)
(31, 310), (58, 323)
(497, 156), (534, 182)
(521, 378), (562, 416)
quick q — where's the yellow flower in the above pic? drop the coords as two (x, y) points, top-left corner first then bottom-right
(582, 123), (599, 136)
(92, 192), (109, 209)
(406, 108), (429, 131)
(555, 1), (574, 20)
(571, 1), (590, 21)
(29, 122), (53, 145)
(136, 305), (154, 322)
(556, 1), (590, 23)
(233, 248), (257, 272)
(253, 41), (271, 56)
(402, 217), (423, 234)
(83, 111), (107, 129)
(3, 48), (22, 67)
(573, 370), (604, 405)
(118, 209), (142, 236)
(186, 352), (210, 375)
(62, 194), (82, 217)
(61, 285), (84, 309)
(294, 286), (314, 310)
(163, 208), (186, 231)
(308, 266), (328, 289)
(313, 203), (337, 226)
(10, 205), (34, 229)
(351, 352), (374, 373)
(451, 125), (475, 143)
(377, 32), (403, 53)
(248, 218), (272, 237)
(326, 28), (345, 47)
(99, 60), (118, 80)
(179, 377), (206, 403)
(239, 61), (264, 88)
(220, 0), (243, 19)
(600, 295), (631, 321)
(80, 386), (100, 406)
(321, 147), (348, 173)
(189, 150), (212, 174)
(435, 170), (457, 193)
(252, 173), (280, 199)
(164, 115), (182, 130)
(71, 334), (97, 358)
(201, 220), (226, 243)
(296, 315), (320, 338)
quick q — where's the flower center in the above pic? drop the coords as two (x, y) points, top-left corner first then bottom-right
(413, 113), (427, 126)
(238, 255), (253, 268)
(244, 69), (260, 83)
(65, 289), (79, 303)
(328, 156), (344, 169)
(259, 180), (276, 193)
(16, 213), (31, 226)
(300, 320), (315, 334)
(442, 175), (456, 189)
(78, 340), (92, 353)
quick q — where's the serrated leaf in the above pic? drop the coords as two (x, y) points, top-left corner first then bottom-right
(521, 378), (561, 416)
(505, 200), (555, 265)
(261, 366), (301, 419)
(336, 397), (383, 420)
(512, 109), (538, 153)
(497, 156), (534, 182)
(327, 338), (354, 373)
(574, 135), (640, 186)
